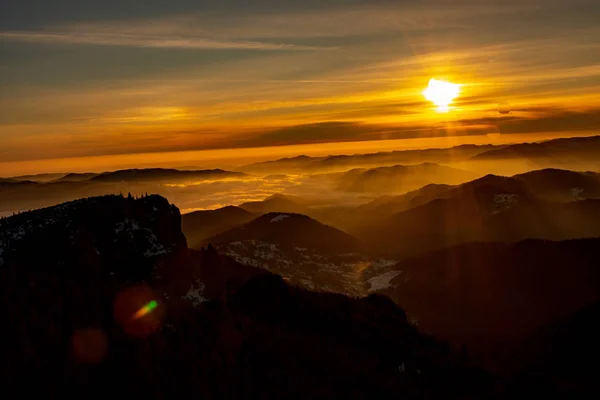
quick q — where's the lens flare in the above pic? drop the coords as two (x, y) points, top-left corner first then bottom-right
(133, 300), (159, 320)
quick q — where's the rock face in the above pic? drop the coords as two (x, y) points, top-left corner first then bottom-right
(0, 194), (188, 390)
(0, 194), (186, 279)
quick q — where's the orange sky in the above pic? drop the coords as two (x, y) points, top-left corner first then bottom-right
(1, 1), (600, 172)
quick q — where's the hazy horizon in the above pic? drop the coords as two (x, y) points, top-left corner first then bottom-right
(2, 130), (596, 177)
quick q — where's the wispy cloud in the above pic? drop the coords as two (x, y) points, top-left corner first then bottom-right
(59, 3), (532, 40)
(0, 31), (331, 51)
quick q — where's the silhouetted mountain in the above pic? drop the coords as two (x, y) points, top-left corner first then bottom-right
(360, 174), (600, 256)
(0, 180), (38, 189)
(204, 212), (373, 294)
(207, 212), (359, 254)
(239, 144), (499, 174)
(354, 168), (600, 226)
(238, 193), (313, 214)
(0, 194), (187, 274)
(182, 206), (257, 249)
(378, 239), (600, 364)
(358, 184), (454, 216)
(472, 135), (600, 163)
(5, 172), (68, 182)
(513, 168), (600, 201)
(0, 195), (490, 398)
(337, 162), (477, 193)
(90, 168), (245, 182)
(54, 172), (100, 182)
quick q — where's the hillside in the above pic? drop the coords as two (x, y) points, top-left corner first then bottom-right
(513, 168), (600, 201)
(182, 206), (257, 249)
(337, 162), (478, 193)
(377, 239), (600, 372)
(359, 173), (600, 256)
(54, 172), (100, 182)
(238, 193), (313, 214)
(207, 212), (359, 253)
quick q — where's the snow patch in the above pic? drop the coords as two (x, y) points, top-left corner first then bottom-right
(570, 187), (584, 200)
(493, 193), (518, 205)
(491, 193), (519, 214)
(183, 279), (207, 307)
(367, 270), (402, 292)
(270, 214), (290, 222)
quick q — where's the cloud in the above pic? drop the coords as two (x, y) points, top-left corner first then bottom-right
(460, 107), (600, 134)
(0, 31), (332, 51)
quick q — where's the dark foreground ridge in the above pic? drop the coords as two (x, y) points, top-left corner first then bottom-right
(0, 194), (486, 399)
(1, 194), (598, 398)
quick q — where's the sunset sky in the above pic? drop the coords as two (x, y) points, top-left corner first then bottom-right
(2, 0), (600, 172)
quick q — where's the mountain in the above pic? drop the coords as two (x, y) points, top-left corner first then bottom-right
(54, 172), (100, 182)
(360, 174), (600, 256)
(4, 172), (68, 182)
(205, 212), (373, 294)
(90, 168), (245, 182)
(207, 212), (359, 254)
(513, 168), (600, 201)
(472, 135), (600, 167)
(337, 162), (478, 193)
(355, 168), (600, 224)
(182, 206), (256, 249)
(0, 180), (38, 189)
(238, 193), (313, 215)
(377, 239), (600, 366)
(239, 144), (499, 174)
(0, 194), (187, 273)
(357, 184), (454, 217)
(0, 195), (491, 398)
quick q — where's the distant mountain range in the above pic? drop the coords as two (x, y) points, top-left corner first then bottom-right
(185, 169), (600, 258)
(2, 168), (245, 184)
(0, 168), (247, 213)
(238, 143), (500, 174)
(472, 135), (600, 162)
(90, 168), (245, 182)
(336, 162), (478, 193)
(53, 172), (100, 182)
(359, 173), (600, 256)
(237, 135), (600, 175)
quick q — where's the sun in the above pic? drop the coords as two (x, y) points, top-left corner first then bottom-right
(423, 78), (461, 112)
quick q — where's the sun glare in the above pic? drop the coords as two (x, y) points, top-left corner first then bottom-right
(423, 79), (461, 112)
